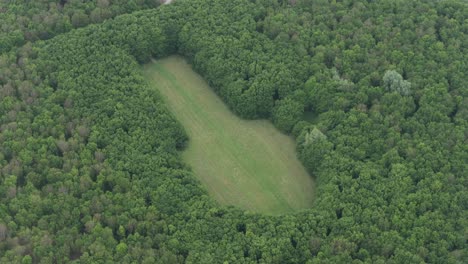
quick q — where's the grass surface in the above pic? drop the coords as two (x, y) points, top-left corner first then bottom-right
(142, 56), (315, 214)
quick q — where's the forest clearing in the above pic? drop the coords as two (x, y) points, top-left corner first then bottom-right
(142, 56), (315, 214)
(1, 0), (465, 262)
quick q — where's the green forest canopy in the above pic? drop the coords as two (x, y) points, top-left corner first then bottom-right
(0, 0), (466, 263)
(0, 0), (161, 54)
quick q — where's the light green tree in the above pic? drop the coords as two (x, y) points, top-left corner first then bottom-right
(383, 70), (411, 96)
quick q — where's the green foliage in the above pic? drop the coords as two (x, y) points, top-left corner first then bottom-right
(383, 70), (411, 96)
(0, 0), (466, 263)
(21, 255), (32, 264)
(0, 0), (161, 54)
(116, 242), (128, 257)
(298, 127), (333, 174)
(273, 97), (304, 132)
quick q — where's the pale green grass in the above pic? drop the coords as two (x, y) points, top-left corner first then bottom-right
(142, 56), (315, 214)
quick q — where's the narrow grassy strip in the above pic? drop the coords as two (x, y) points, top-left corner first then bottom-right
(142, 56), (315, 214)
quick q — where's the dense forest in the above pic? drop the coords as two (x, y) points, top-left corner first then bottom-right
(0, 0), (161, 54)
(0, 0), (467, 263)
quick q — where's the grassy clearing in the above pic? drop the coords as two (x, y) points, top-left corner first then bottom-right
(142, 56), (315, 214)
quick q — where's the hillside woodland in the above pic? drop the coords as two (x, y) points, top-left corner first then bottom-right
(0, 0), (466, 263)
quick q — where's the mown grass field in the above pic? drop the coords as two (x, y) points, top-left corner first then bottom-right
(142, 56), (315, 214)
